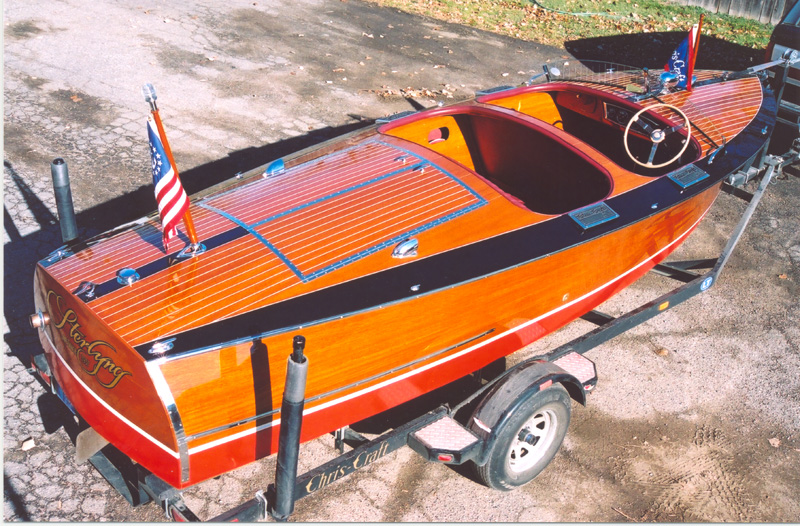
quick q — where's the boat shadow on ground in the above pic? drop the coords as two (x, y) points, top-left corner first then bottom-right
(565, 32), (766, 72)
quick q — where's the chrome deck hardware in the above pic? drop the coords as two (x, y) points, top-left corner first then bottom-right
(116, 267), (140, 286)
(392, 238), (418, 258)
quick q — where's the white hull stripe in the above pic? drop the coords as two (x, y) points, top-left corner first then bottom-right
(43, 330), (180, 459)
(187, 207), (710, 455)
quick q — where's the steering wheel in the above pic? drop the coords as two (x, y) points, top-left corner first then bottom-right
(623, 103), (691, 169)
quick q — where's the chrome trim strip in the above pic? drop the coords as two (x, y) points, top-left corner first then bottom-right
(147, 360), (191, 482)
(187, 209), (710, 456)
(184, 328), (495, 442)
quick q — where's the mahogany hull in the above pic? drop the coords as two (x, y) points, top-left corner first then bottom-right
(31, 70), (775, 488)
(160, 186), (718, 486)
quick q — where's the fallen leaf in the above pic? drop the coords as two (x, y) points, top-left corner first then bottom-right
(778, 274), (788, 279)
(70, 94), (82, 103)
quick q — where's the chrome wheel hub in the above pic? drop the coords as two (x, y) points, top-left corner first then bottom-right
(507, 408), (558, 473)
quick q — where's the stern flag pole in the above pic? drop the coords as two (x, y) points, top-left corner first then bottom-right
(686, 14), (704, 93)
(664, 14), (704, 93)
(142, 83), (200, 251)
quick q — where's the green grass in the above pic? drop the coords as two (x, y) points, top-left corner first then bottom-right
(369, 0), (773, 50)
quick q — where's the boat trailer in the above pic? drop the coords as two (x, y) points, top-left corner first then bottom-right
(29, 59), (799, 521)
(27, 138), (795, 521)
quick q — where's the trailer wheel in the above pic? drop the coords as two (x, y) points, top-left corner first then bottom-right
(475, 383), (570, 490)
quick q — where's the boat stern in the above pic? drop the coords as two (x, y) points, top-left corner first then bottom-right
(31, 257), (185, 487)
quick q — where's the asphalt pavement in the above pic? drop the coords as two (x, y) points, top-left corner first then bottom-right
(4, 0), (799, 522)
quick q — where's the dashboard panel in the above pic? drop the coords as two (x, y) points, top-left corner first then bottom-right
(604, 102), (661, 133)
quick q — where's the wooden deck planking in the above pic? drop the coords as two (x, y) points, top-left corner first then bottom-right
(46, 73), (764, 349)
(45, 205), (236, 291)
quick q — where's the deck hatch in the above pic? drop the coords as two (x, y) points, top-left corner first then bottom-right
(568, 202), (619, 230)
(200, 140), (487, 282)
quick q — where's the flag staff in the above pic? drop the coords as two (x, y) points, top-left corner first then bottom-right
(686, 14), (704, 93)
(142, 83), (200, 248)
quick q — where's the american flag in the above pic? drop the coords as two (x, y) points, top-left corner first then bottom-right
(148, 117), (188, 252)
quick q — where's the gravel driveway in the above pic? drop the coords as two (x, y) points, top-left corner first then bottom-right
(4, 0), (799, 521)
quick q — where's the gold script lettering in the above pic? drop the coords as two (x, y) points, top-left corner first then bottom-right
(352, 440), (390, 469)
(304, 440), (391, 494)
(46, 290), (133, 389)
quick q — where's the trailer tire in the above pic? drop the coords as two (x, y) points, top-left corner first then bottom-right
(475, 383), (570, 490)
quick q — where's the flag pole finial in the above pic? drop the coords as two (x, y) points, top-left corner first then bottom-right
(142, 83), (158, 111)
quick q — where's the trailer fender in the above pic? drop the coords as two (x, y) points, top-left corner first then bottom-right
(469, 360), (584, 467)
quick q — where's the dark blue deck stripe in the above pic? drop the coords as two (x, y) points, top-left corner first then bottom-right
(133, 84), (776, 359)
(75, 141), (487, 302)
(76, 225), (250, 302)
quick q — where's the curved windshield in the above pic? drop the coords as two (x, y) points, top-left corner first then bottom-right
(529, 59), (725, 151)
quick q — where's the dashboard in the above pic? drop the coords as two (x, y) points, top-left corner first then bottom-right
(604, 102), (661, 133)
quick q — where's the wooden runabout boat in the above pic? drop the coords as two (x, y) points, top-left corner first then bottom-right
(31, 59), (776, 491)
